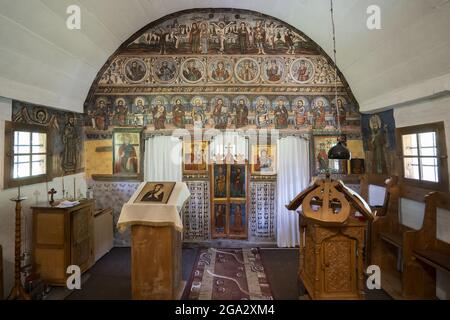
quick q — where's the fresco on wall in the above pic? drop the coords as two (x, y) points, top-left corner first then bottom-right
(84, 9), (361, 136)
(12, 100), (85, 176)
(361, 109), (396, 175)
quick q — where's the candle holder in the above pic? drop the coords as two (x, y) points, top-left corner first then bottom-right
(7, 196), (31, 300)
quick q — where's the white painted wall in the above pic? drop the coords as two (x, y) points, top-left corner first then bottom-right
(0, 97), (88, 298)
(394, 95), (450, 300)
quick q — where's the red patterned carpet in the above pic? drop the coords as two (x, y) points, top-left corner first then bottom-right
(182, 248), (273, 300)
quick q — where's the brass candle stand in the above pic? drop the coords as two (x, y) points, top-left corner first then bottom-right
(7, 196), (31, 300)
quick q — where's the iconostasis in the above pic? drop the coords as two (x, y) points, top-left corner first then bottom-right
(78, 8), (366, 245)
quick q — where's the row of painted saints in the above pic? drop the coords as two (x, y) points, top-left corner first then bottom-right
(100, 56), (337, 85)
(87, 95), (359, 131)
(128, 12), (312, 56)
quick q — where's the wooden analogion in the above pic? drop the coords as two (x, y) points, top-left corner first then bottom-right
(287, 176), (374, 300)
(118, 182), (190, 300)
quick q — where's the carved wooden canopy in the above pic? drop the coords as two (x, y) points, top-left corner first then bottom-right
(287, 177), (374, 225)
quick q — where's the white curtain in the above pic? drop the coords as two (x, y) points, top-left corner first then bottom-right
(276, 136), (311, 247)
(144, 136), (182, 182)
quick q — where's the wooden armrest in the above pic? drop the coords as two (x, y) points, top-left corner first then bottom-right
(380, 231), (403, 247)
(413, 249), (450, 273)
(94, 208), (113, 218)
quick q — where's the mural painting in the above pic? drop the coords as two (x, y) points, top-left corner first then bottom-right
(361, 109), (396, 175)
(12, 100), (84, 176)
(84, 9), (361, 137)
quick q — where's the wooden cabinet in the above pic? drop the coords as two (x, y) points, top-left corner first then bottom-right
(32, 201), (94, 286)
(299, 217), (366, 300)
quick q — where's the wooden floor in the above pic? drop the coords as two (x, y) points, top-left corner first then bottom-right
(58, 246), (390, 300)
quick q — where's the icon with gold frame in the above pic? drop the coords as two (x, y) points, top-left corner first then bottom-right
(113, 128), (143, 177)
(212, 202), (228, 238)
(182, 140), (209, 174)
(251, 144), (277, 175)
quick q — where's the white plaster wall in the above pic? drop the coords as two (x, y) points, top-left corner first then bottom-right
(0, 97), (88, 298)
(394, 95), (450, 299)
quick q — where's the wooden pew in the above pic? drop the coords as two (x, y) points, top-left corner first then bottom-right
(403, 191), (450, 299)
(371, 176), (435, 299)
(360, 174), (389, 215)
(360, 174), (389, 264)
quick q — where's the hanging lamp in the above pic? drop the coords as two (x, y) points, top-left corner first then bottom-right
(327, 0), (351, 161)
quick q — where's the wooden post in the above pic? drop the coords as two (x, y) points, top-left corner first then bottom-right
(7, 197), (31, 300)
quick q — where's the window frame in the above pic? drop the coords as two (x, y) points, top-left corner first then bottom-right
(4, 121), (52, 188)
(396, 122), (448, 192)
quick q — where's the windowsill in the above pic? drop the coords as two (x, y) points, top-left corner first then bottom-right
(91, 174), (143, 182)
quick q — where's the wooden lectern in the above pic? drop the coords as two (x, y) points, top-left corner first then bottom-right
(118, 182), (190, 300)
(287, 176), (374, 300)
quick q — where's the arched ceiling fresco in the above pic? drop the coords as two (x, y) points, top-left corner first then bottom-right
(84, 8), (361, 135)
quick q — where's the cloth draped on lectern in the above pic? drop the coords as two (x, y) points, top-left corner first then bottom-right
(117, 182), (190, 232)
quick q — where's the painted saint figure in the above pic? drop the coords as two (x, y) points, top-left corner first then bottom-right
(266, 59), (282, 82)
(313, 100), (326, 129)
(255, 99), (270, 128)
(152, 101), (166, 130)
(115, 134), (138, 174)
(183, 61), (202, 82)
(254, 21), (266, 54)
(142, 184), (165, 202)
(125, 60), (146, 82)
(255, 149), (273, 173)
(293, 100), (307, 128)
(237, 22), (249, 54)
(215, 204), (226, 231)
(297, 60), (311, 82)
(235, 99), (249, 129)
(62, 115), (78, 172)
(189, 23), (201, 54)
(191, 98), (206, 128)
(317, 143), (328, 172)
(211, 61), (230, 82)
(172, 99), (186, 128)
(369, 115), (388, 174)
(94, 100), (108, 130)
(274, 99), (289, 129)
(232, 205), (244, 232)
(115, 99), (128, 126)
(212, 98), (229, 129)
(199, 23), (209, 54)
(215, 165), (227, 198)
(156, 61), (176, 81)
(238, 60), (257, 82)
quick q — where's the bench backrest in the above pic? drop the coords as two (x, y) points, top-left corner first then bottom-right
(422, 192), (450, 252)
(360, 174), (388, 207)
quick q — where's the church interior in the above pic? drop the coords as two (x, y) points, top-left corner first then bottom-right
(0, 0), (449, 302)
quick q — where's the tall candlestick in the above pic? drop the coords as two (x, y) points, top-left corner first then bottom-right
(46, 179), (49, 202)
(18, 186), (21, 199)
(73, 177), (76, 200)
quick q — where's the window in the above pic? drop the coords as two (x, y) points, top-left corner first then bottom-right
(397, 122), (448, 191)
(4, 122), (50, 188)
(13, 131), (47, 178)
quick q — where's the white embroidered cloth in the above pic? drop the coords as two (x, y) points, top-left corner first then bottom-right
(117, 182), (190, 232)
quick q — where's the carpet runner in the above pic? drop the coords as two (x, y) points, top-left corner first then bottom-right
(182, 248), (273, 300)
